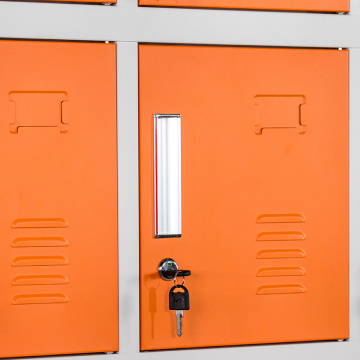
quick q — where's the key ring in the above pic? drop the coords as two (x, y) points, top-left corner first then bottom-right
(174, 275), (185, 286)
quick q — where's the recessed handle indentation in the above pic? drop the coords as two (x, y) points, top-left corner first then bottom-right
(254, 95), (306, 135)
(9, 91), (68, 134)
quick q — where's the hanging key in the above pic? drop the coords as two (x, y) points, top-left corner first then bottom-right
(169, 284), (190, 337)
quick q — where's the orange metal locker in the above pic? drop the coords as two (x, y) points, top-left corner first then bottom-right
(139, 45), (349, 350)
(138, 0), (348, 12)
(0, 40), (118, 358)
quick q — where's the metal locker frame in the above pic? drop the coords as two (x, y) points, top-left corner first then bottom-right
(0, 0), (360, 359)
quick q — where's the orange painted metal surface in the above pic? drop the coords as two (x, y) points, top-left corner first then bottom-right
(139, 45), (349, 350)
(139, 0), (348, 12)
(0, 40), (118, 357)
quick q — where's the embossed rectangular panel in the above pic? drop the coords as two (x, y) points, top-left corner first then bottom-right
(0, 40), (118, 358)
(139, 45), (348, 350)
(138, 0), (348, 11)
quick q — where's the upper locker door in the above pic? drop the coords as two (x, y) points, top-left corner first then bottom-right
(139, 45), (348, 350)
(0, 41), (118, 358)
(138, 0), (348, 12)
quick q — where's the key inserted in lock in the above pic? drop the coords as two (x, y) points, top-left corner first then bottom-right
(158, 258), (191, 281)
(158, 259), (192, 337)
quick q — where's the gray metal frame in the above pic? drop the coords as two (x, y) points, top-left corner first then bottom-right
(0, 1), (359, 359)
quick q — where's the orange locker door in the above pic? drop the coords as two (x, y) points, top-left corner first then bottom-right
(0, 40), (118, 358)
(139, 45), (348, 350)
(138, 0), (348, 12)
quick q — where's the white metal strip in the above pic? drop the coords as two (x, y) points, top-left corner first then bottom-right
(154, 114), (181, 238)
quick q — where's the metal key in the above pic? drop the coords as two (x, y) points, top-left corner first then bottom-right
(169, 284), (190, 337)
(175, 310), (183, 337)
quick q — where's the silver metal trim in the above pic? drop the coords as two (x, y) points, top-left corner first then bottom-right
(154, 114), (181, 238)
